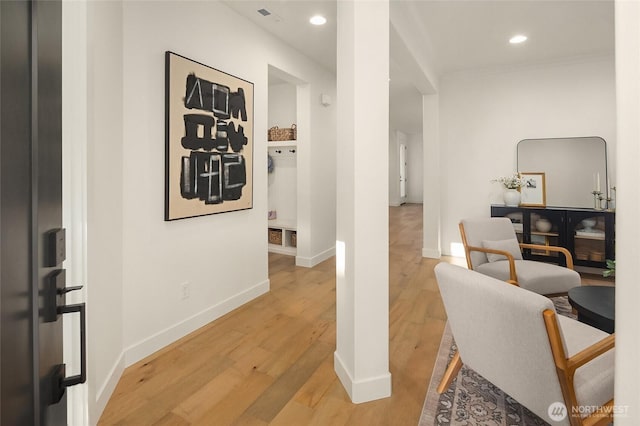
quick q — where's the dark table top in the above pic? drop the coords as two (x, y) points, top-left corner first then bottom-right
(568, 285), (615, 327)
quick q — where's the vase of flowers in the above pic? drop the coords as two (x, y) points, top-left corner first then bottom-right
(492, 173), (525, 207)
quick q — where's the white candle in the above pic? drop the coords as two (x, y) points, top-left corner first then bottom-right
(596, 172), (601, 192)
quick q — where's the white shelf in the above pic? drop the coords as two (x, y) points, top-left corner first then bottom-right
(268, 225), (297, 255)
(267, 140), (297, 147)
(268, 219), (296, 230)
(531, 231), (559, 237)
(575, 234), (605, 241)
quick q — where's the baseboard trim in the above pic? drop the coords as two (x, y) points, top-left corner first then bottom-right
(296, 246), (335, 268)
(334, 351), (392, 404)
(93, 351), (125, 424)
(422, 247), (442, 259)
(124, 279), (270, 366)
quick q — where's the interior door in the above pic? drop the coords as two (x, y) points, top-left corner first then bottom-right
(1, 1), (77, 424)
(399, 143), (407, 203)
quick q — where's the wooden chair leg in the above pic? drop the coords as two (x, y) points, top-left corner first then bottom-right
(437, 351), (463, 394)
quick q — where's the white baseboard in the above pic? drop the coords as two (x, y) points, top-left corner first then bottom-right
(389, 202), (402, 207)
(92, 352), (125, 425)
(296, 246), (335, 268)
(422, 247), (442, 259)
(334, 351), (392, 404)
(124, 279), (270, 366)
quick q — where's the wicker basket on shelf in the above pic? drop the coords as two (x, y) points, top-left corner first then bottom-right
(268, 228), (282, 245)
(268, 124), (297, 141)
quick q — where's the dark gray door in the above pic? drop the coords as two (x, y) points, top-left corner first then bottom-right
(1, 0), (69, 424)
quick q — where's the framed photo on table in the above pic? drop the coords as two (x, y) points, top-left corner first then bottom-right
(520, 172), (546, 207)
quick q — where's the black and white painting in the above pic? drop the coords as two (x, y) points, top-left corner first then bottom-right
(165, 51), (254, 220)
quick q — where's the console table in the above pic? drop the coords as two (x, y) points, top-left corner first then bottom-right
(491, 205), (615, 268)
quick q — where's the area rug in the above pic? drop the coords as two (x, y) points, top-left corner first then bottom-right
(419, 297), (575, 426)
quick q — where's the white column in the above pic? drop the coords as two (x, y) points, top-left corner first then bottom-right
(614, 0), (640, 423)
(334, 0), (392, 403)
(422, 94), (441, 258)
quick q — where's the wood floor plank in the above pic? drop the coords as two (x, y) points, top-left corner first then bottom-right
(292, 359), (336, 409)
(190, 370), (275, 425)
(171, 367), (247, 422)
(268, 400), (315, 426)
(243, 341), (334, 422)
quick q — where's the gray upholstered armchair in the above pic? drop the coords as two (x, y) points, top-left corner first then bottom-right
(460, 217), (581, 295)
(435, 263), (614, 426)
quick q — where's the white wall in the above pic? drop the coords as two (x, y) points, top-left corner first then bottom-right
(306, 83), (337, 265)
(406, 132), (423, 203)
(85, 1), (125, 422)
(268, 83), (297, 225)
(268, 148), (297, 224)
(120, 0), (336, 367)
(439, 57), (616, 255)
(268, 82), (297, 129)
(78, 1), (336, 422)
(614, 0), (640, 422)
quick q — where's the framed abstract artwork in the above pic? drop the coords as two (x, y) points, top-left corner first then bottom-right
(520, 172), (546, 207)
(165, 51), (254, 220)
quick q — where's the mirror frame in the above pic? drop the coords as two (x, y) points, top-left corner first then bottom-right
(517, 136), (608, 209)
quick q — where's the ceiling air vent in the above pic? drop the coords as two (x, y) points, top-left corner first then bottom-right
(257, 8), (271, 17)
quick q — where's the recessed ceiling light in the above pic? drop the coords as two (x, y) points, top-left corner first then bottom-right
(309, 15), (327, 26)
(509, 35), (528, 44)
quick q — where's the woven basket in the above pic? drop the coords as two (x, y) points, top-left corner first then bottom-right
(268, 228), (282, 245)
(290, 231), (297, 247)
(268, 124), (297, 141)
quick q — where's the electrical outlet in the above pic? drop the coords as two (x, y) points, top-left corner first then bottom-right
(180, 282), (190, 300)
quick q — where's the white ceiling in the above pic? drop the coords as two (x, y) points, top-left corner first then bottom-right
(224, 0), (337, 72)
(223, 0), (614, 134)
(410, 0), (614, 75)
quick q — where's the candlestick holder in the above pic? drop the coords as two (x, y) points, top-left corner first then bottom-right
(608, 186), (616, 211)
(605, 197), (613, 211)
(592, 191), (603, 210)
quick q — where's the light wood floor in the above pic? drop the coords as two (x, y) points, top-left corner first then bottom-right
(99, 204), (610, 425)
(99, 204), (448, 425)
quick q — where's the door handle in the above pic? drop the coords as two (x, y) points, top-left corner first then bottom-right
(59, 302), (86, 388)
(44, 270), (82, 322)
(42, 269), (87, 404)
(50, 299), (86, 404)
(59, 285), (83, 294)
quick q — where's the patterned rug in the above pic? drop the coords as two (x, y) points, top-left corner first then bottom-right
(419, 297), (575, 426)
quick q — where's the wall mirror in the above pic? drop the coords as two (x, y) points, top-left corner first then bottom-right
(517, 137), (608, 209)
